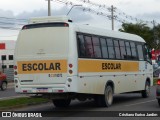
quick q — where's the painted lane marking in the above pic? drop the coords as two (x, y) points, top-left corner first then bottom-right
(124, 99), (157, 107)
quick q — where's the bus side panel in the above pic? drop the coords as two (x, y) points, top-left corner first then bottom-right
(77, 59), (140, 94)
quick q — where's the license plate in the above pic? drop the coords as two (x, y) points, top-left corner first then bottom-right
(36, 88), (48, 93)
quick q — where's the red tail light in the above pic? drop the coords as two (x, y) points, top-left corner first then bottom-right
(157, 79), (160, 85)
(69, 64), (73, 68)
(14, 66), (17, 70)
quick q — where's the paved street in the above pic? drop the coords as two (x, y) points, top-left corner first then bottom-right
(0, 82), (25, 100)
(0, 83), (159, 119)
(12, 86), (159, 115)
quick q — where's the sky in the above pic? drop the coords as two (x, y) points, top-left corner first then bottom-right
(0, 0), (160, 41)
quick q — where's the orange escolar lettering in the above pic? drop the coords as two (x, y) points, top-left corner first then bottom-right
(22, 63), (61, 71)
(102, 63), (121, 70)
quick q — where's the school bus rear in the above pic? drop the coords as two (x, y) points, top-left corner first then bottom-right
(14, 17), (73, 95)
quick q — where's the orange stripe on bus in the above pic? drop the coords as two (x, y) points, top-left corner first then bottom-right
(78, 59), (139, 72)
(17, 60), (67, 74)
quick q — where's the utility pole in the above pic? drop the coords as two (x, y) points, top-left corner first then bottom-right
(46, 0), (52, 16)
(108, 5), (116, 30)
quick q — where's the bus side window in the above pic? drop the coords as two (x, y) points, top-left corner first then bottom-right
(92, 36), (102, 58)
(84, 36), (94, 58)
(125, 42), (132, 59)
(119, 40), (127, 59)
(100, 38), (109, 58)
(137, 44), (144, 61)
(113, 40), (121, 59)
(107, 38), (115, 59)
(130, 42), (138, 60)
(78, 34), (86, 57)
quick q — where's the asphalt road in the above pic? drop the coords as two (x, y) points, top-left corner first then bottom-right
(10, 86), (159, 114)
(0, 85), (25, 100)
(0, 86), (160, 120)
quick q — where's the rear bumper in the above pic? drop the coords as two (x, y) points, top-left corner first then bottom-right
(15, 84), (70, 94)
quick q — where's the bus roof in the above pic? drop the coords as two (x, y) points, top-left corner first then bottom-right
(73, 23), (145, 43)
(28, 16), (145, 43)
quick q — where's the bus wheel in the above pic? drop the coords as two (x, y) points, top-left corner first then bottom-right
(141, 81), (150, 98)
(96, 85), (113, 107)
(52, 99), (71, 107)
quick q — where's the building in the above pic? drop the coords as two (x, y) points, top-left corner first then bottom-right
(0, 40), (16, 81)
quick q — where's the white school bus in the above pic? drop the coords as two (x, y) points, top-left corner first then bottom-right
(14, 16), (153, 107)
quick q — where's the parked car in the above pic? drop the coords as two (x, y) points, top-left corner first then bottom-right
(153, 63), (159, 71)
(0, 72), (7, 91)
(153, 67), (160, 77)
(157, 79), (160, 106)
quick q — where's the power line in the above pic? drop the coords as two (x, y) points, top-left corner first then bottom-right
(0, 35), (18, 37)
(0, 16), (28, 21)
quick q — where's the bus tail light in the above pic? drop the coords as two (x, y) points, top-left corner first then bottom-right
(14, 65), (17, 70)
(69, 70), (73, 74)
(157, 79), (160, 85)
(69, 64), (73, 68)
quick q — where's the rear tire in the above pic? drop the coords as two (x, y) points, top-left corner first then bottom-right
(52, 99), (71, 107)
(1, 82), (7, 91)
(141, 81), (150, 98)
(96, 85), (113, 107)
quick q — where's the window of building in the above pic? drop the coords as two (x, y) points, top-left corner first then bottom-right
(1, 55), (6, 60)
(9, 55), (14, 60)
(92, 36), (102, 58)
(9, 65), (14, 68)
(100, 38), (108, 58)
(2, 65), (7, 69)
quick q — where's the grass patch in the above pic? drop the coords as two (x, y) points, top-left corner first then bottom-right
(0, 97), (49, 110)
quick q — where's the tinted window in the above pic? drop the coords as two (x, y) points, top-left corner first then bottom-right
(119, 40), (126, 59)
(137, 44), (144, 60)
(107, 39), (115, 59)
(92, 37), (102, 58)
(114, 40), (121, 59)
(78, 35), (86, 57)
(100, 38), (108, 58)
(85, 36), (94, 58)
(125, 42), (132, 59)
(130, 42), (138, 60)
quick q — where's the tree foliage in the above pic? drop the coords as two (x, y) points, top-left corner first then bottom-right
(119, 22), (160, 49)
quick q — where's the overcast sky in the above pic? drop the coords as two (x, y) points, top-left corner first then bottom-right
(0, 0), (160, 40)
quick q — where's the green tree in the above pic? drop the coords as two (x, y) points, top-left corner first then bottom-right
(119, 23), (156, 49)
